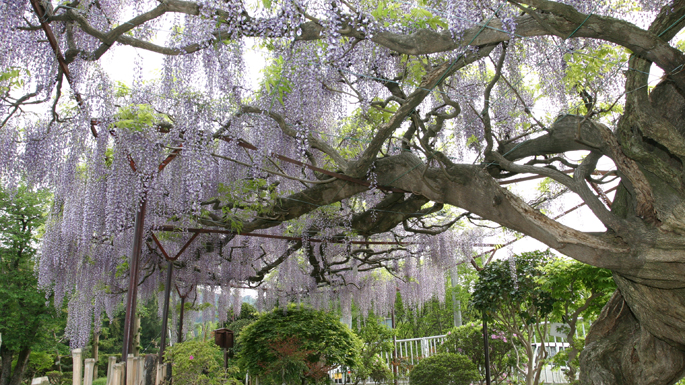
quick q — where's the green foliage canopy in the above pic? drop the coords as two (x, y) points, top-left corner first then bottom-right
(471, 250), (555, 325)
(541, 259), (615, 323)
(0, 185), (52, 352)
(539, 259), (616, 382)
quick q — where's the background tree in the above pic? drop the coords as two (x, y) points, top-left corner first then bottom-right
(350, 314), (394, 385)
(394, 296), (453, 339)
(238, 305), (361, 384)
(27, 306), (70, 382)
(0, 186), (51, 385)
(471, 251), (555, 385)
(438, 323), (516, 385)
(539, 259), (615, 384)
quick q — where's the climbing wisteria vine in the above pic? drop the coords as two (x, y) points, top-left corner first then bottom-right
(0, 0), (676, 348)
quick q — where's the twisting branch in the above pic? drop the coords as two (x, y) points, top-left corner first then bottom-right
(499, 74), (547, 131)
(351, 43), (500, 177)
(236, 106), (349, 170)
(48, 69), (65, 126)
(482, 42), (508, 157)
(0, 90), (40, 128)
(248, 241), (302, 283)
(491, 148), (629, 235)
(525, 156), (578, 170)
(210, 152), (337, 185)
(402, 215), (462, 235)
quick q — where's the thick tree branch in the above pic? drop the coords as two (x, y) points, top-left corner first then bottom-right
(498, 115), (610, 162)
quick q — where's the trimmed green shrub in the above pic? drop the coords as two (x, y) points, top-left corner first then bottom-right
(61, 372), (73, 385)
(164, 340), (241, 385)
(238, 305), (361, 385)
(409, 353), (478, 385)
(46, 371), (62, 385)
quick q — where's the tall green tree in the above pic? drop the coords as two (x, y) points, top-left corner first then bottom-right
(471, 251), (556, 385)
(0, 186), (51, 385)
(540, 259), (616, 384)
(350, 314), (393, 385)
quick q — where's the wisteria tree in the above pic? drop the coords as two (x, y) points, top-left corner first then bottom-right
(3, 0), (685, 383)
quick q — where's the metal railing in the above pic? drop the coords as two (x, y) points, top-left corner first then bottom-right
(329, 329), (586, 384)
(381, 334), (447, 367)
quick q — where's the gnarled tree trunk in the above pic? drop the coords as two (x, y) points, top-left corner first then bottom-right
(580, 290), (685, 385)
(578, 50), (685, 383)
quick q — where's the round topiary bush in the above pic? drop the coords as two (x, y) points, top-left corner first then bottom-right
(164, 339), (241, 385)
(409, 353), (478, 385)
(238, 305), (361, 385)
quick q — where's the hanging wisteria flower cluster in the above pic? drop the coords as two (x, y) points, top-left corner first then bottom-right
(0, 0), (673, 349)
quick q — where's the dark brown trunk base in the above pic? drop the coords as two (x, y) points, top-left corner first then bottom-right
(0, 349), (14, 385)
(580, 291), (685, 384)
(8, 349), (30, 385)
(1, 348), (31, 385)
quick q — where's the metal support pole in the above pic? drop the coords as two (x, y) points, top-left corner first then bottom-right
(392, 309), (398, 385)
(450, 268), (462, 328)
(122, 198), (148, 380)
(158, 261), (174, 381)
(177, 295), (186, 344)
(483, 316), (491, 385)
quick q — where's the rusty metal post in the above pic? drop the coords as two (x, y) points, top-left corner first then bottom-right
(391, 309), (398, 385)
(122, 147), (182, 370)
(122, 198), (148, 380)
(483, 316), (491, 385)
(159, 261), (174, 357)
(177, 295), (186, 344)
(158, 260), (174, 381)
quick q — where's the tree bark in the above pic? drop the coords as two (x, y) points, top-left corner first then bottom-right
(580, 291), (685, 384)
(576, 73), (685, 384)
(8, 348), (31, 385)
(0, 349), (14, 385)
